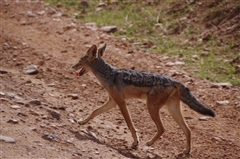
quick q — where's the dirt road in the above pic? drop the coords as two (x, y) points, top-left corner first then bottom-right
(1, 1), (240, 158)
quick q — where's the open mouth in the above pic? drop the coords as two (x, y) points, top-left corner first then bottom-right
(76, 68), (85, 76)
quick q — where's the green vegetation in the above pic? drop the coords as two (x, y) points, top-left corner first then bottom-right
(45, 0), (240, 85)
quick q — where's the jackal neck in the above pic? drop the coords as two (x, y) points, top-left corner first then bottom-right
(91, 58), (114, 79)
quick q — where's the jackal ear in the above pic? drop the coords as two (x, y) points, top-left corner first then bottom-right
(86, 45), (97, 60)
(98, 43), (107, 57)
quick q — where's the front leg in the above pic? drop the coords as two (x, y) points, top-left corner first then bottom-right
(117, 100), (139, 149)
(78, 97), (116, 125)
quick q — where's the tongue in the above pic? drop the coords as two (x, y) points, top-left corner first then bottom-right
(76, 68), (84, 76)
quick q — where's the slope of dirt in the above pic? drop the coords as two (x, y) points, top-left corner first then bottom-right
(1, 1), (240, 159)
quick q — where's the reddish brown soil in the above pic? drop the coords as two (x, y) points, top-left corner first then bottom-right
(1, 1), (240, 159)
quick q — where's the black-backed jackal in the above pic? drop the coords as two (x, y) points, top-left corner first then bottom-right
(72, 44), (216, 154)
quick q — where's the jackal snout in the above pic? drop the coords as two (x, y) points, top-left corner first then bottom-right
(72, 58), (88, 76)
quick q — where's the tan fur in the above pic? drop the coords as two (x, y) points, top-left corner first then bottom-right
(72, 44), (215, 154)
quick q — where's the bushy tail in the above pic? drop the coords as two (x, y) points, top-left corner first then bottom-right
(176, 82), (216, 117)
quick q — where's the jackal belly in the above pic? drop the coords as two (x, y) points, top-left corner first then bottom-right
(121, 85), (151, 99)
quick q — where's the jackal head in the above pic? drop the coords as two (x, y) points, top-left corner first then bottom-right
(72, 43), (107, 76)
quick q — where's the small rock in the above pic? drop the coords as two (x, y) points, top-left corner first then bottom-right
(69, 118), (75, 123)
(142, 146), (154, 151)
(80, 84), (87, 87)
(0, 135), (16, 143)
(101, 26), (117, 33)
(20, 20), (27, 25)
(68, 94), (79, 100)
(47, 108), (61, 120)
(3, 42), (10, 50)
(216, 100), (229, 106)
(42, 133), (58, 141)
(175, 61), (185, 65)
(6, 92), (15, 98)
(200, 52), (210, 57)
(61, 49), (67, 53)
(10, 105), (21, 109)
(198, 116), (211, 121)
(147, 153), (156, 159)
(24, 65), (39, 75)
(0, 70), (8, 74)
(53, 12), (63, 17)
(85, 22), (97, 31)
(166, 61), (185, 67)
(17, 112), (27, 117)
(184, 116), (193, 120)
(37, 10), (46, 15)
(7, 119), (19, 124)
(29, 99), (41, 105)
(192, 55), (199, 60)
(0, 92), (5, 96)
(16, 100), (26, 105)
(211, 82), (232, 88)
(47, 82), (56, 87)
(27, 11), (36, 17)
(166, 62), (175, 67)
(29, 110), (40, 116)
(67, 138), (74, 143)
(212, 136), (222, 142)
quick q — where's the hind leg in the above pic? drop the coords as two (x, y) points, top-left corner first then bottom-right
(167, 94), (191, 154)
(146, 97), (165, 146)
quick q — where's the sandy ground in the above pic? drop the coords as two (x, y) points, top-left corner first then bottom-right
(1, 1), (240, 159)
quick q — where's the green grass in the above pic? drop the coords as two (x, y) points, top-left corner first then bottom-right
(44, 0), (240, 85)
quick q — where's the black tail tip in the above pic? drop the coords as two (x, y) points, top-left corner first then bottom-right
(209, 110), (216, 117)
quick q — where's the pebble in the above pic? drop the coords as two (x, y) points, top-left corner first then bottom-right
(211, 82), (232, 88)
(7, 119), (19, 124)
(6, 92), (15, 98)
(192, 55), (199, 60)
(198, 116), (211, 121)
(49, 109), (61, 120)
(29, 110), (40, 116)
(68, 94), (79, 100)
(23, 65), (39, 75)
(37, 10), (46, 15)
(29, 99), (41, 105)
(0, 135), (16, 143)
(216, 100), (229, 106)
(42, 133), (58, 141)
(166, 61), (185, 67)
(10, 105), (21, 109)
(101, 26), (117, 33)
(2, 42), (10, 50)
(0, 70), (8, 74)
(27, 11), (36, 17)
(0, 92), (5, 96)
(66, 138), (74, 143)
(69, 119), (75, 123)
(212, 136), (222, 142)
(85, 22), (97, 31)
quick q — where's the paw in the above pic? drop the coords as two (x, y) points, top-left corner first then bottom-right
(177, 151), (191, 158)
(183, 149), (190, 155)
(131, 141), (139, 149)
